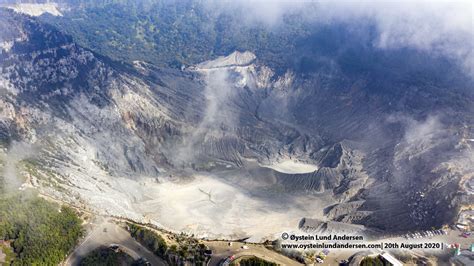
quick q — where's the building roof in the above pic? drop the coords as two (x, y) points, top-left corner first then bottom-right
(380, 252), (404, 266)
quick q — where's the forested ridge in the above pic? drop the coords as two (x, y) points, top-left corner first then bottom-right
(40, 0), (463, 88)
(41, 0), (327, 74)
(0, 192), (83, 265)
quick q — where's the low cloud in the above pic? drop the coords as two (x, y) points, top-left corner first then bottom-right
(319, 1), (473, 75)
(2, 141), (36, 191)
(207, 0), (473, 76)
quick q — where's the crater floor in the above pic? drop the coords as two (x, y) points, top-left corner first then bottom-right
(71, 171), (334, 242)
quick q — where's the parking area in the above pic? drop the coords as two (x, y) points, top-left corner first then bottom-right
(64, 218), (166, 266)
(205, 241), (302, 266)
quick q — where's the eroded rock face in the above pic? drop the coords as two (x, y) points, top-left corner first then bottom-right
(1, 9), (473, 238)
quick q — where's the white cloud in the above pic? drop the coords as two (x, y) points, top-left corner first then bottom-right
(319, 1), (473, 74)
(209, 0), (474, 75)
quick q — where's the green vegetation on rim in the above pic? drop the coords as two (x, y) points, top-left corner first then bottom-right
(126, 223), (210, 265)
(79, 247), (139, 266)
(127, 223), (168, 258)
(41, 1), (316, 74)
(0, 192), (83, 265)
(360, 256), (387, 266)
(232, 256), (278, 266)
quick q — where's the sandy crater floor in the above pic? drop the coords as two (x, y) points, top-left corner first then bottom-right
(59, 159), (329, 242)
(132, 173), (331, 242)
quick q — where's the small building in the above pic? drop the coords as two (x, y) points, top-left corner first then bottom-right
(108, 244), (120, 252)
(450, 250), (474, 265)
(380, 252), (403, 266)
